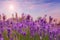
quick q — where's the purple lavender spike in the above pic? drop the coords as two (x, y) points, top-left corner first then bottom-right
(0, 34), (4, 40)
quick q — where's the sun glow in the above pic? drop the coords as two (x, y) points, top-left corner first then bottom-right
(9, 4), (14, 10)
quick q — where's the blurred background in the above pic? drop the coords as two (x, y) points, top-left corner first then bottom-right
(0, 0), (60, 21)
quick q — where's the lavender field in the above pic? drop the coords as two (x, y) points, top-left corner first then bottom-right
(0, 13), (60, 40)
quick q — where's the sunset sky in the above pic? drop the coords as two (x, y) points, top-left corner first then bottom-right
(0, 0), (60, 20)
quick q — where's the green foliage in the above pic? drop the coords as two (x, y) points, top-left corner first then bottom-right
(2, 30), (50, 40)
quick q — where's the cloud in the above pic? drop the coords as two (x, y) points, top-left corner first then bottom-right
(0, 0), (60, 5)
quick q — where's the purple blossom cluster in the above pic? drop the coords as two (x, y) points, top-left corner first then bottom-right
(0, 13), (60, 40)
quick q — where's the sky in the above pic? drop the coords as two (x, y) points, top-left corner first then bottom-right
(0, 0), (60, 20)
